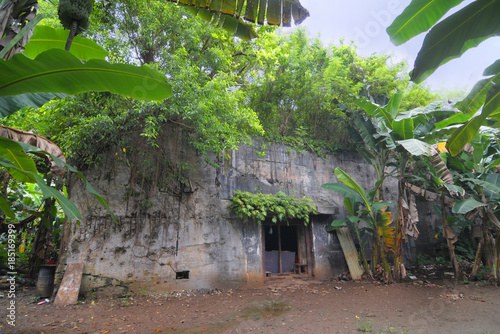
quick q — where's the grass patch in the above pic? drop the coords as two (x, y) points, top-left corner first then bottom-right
(241, 300), (292, 320)
(357, 318), (373, 332)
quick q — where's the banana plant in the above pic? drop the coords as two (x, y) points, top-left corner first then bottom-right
(417, 146), (466, 279)
(322, 167), (394, 282)
(325, 196), (371, 275)
(387, 0), (500, 155)
(0, 127), (115, 223)
(447, 134), (500, 278)
(0, 2), (173, 117)
(0, 0), (310, 117)
(354, 91), (459, 280)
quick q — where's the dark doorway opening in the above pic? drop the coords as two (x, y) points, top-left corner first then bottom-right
(264, 225), (299, 274)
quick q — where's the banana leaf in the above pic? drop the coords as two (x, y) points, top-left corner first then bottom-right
(355, 98), (393, 125)
(386, 89), (402, 119)
(186, 7), (258, 40)
(410, 0), (500, 83)
(334, 167), (372, 212)
(396, 139), (433, 156)
(174, 0), (309, 40)
(452, 198), (486, 214)
(0, 49), (173, 100)
(435, 111), (474, 129)
(392, 118), (414, 140)
(462, 177), (500, 195)
(446, 82), (500, 156)
(23, 26), (108, 60)
(387, 0), (463, 46)
(0, 93), (70, 118)
(321, 182), (364, 203)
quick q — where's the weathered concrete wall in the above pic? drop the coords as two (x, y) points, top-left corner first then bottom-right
(60, 124), (402, 293)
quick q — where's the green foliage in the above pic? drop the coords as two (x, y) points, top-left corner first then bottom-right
(8, 2), (437, 163)
(399, 83), (441, 111)
(42, 1), (264, 159)
(422, 212), (476, 265)
(0, 178), (64, 271)
(323, 168), (395, 279)
(387, 0), (463, 46)
(0, 49), (173, 103)
(266, 130), (351, 157)
(228, 190), (316, 225)
(241, 29), (435, 150)
(416, 253), (448, 266)
(1, 180), (42, 224)
(3, 92), (145, 167)
(387, 0), (500, 155)
(356, 318), (373, 332)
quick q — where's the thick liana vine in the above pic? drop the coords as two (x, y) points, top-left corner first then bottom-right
(229, 191), (317, 225)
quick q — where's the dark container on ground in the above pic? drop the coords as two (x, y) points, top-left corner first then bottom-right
(37, 265), (57, 298)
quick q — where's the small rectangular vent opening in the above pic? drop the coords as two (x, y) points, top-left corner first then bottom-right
(176, 270), (190, 279)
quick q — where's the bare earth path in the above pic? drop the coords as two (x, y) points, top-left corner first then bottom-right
(1, 275), (499, 334)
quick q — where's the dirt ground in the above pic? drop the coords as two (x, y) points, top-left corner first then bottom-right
(1, 271), (500, 334)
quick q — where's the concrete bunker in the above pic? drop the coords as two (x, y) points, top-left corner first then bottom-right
(57, 126), (401, 293)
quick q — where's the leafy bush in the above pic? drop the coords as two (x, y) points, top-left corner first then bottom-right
(228, 190), (316, 225)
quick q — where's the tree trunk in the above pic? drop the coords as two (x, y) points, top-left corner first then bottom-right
(27, 197), (56, 278)
(441, 195), (463, 280)
(378, 237), (393, 283)
(0, 171), (11, 229)
(482, 226), (497, 279)
(354, 223), (370, 276)
(496, 233), (500, 280)
(393, 178), (405, 282)
(471, 237), (484, 277)
(372, 226), (393, 283)
(371, 233), (378, 273)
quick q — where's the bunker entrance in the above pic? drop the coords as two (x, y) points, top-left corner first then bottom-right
(263, 222), (311, 275)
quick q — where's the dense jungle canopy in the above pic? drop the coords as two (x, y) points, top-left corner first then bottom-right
(1, 0), (439, 167)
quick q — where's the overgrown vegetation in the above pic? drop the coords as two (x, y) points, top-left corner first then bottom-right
(229, 191), (316, 225)
(2, 0), (498, 288)
(3, 3), (439, 163)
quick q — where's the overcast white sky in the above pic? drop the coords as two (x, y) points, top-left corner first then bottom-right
(282, 0), (500, 94)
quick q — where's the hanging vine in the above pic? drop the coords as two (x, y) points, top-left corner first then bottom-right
(229, 190), (316, 225)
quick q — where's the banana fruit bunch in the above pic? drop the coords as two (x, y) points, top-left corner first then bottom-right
(58, 0), (93, 50)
